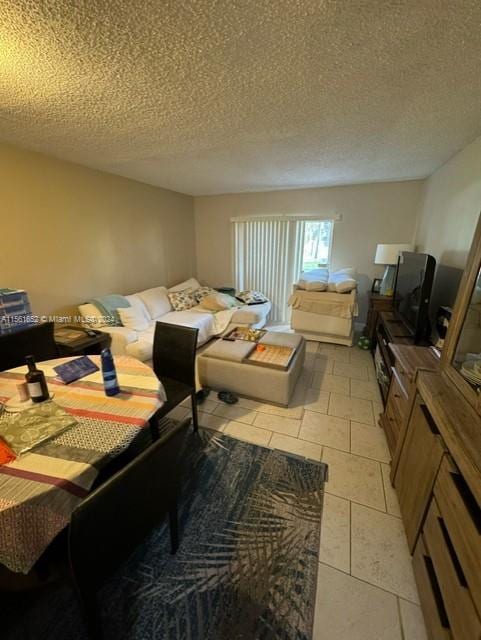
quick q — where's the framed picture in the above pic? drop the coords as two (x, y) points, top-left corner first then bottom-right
(372, 278), (382, 294)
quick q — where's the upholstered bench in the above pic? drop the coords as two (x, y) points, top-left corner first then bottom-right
(197, 332), (305, 406)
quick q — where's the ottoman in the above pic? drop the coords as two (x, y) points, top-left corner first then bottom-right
(197, 332), (305, 406)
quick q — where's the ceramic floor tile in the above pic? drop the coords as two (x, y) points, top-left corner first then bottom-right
(269, 433), (322, 461)
(213, 404), (257, 424)
(311, 355), (334, 374)
(197, 411), (227, 431)
(313, 563), (402, 640)
(351, 421), (391, 462)
(300, 411), (350, 452)
(399, 599), (428, 640)
(319, 494), (350, 573)
(333, 361), (370, 380)
(381, 463), (401, 517)
(306, 341), (320, 353)
(235, 396), (264, 410)
(254, 402), (304, 420)
(329, 393), (374, 425)
(351, 503), (419, 603)
(349, 349), (375, 366)
(311, 372), (350, 395)
(253, 412), (301, 437)
(223, 421), (272, 446)
(350, 378), (382, 403)
(322, 447), (385, 511)
(303, 388), (330, 414)
(304, 352), (318, 369)
(166, 406), (190, 421)
(197, 398), (220, 414)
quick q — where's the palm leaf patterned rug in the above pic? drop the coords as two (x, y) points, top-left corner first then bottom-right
(6, 427), (327, 640)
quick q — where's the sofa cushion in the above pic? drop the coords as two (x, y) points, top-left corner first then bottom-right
(327, 268), (357, 293)
(168, 290), (197, 312)
(117, 305), (150, 332)
(125, 294), (150, 321)
(231, 301), (271, 325)
(202, 339), (254, 362)
(168, 277), (201, 293)
(137, 286), (172, 320)
(78, 303), (110, 328)
(159, 310), (216, 346)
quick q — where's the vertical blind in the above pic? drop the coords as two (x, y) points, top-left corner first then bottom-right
(233, 218), (306, 323)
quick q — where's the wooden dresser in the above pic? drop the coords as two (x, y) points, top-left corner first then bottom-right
(364, 292), (393, 347)
(389, 214), (481, 639)
(379, 343), (439, 460)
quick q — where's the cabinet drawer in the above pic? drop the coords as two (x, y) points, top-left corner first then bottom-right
(434, 456), (481, 617)
(424, 498), (481, 639)
(381, 399), (400, 456)
(390, 367), (409, 425)
(394, 397), (446, 551)
(412, 535), (452, 640)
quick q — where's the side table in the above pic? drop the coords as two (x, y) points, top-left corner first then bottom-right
(54, 326), (111, 357)
(364, 292), (393, 349)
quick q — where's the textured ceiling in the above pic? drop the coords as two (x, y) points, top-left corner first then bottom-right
(0, 1), (481, 196)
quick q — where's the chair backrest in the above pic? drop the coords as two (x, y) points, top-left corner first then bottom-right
(0, 322), (59, 372)
(152, 321), (198, 387)
(68, 419), (190, 594)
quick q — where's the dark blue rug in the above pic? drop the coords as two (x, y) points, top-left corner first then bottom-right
(5, 428), (327, 640)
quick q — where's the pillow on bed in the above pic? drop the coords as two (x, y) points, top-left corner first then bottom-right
(297, 268), (329, 291)
(328, 268), (357, 293)
(199, 293), (239, 311)
(236, 290), (269, 305)
(167, 290), (197, 311)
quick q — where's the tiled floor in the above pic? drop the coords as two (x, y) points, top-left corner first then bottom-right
(174, 340), (427, 639)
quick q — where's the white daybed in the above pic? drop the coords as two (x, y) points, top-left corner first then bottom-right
(288, 268), (358, 345)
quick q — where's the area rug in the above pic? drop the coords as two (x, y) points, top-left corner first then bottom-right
(5, 428), (327, 640)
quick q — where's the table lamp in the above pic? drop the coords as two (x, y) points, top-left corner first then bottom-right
(374, 244), (413, 296)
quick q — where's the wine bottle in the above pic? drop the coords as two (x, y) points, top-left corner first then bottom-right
(100, 348), (120, 396)
(25, 355), (50, 403)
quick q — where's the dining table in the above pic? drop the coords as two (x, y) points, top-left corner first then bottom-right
(0, 355), (166, 574)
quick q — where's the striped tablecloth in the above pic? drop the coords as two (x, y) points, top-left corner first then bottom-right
(0, 356), (165, 574)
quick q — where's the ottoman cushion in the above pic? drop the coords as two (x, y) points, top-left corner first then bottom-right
(202, 339), (254, 362)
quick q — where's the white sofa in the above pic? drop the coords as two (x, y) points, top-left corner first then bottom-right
(78, 278), (271, 362)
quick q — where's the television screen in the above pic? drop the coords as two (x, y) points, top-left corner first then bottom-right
(394, 252), (436, 339)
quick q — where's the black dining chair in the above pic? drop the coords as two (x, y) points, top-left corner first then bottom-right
(0, 322), (59, 372)
(68, 417), (191, 639)
(151, 321), (199, 433)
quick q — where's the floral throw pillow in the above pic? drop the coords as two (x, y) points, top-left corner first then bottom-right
(167, 290), (197, 311)
(194, 286), (217, 304)
(236, 290), (269, 305)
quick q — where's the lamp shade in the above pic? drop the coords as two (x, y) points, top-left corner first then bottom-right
(374, 243), (413, 265)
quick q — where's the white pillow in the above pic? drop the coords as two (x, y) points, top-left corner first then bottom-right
(168, 277), (201, 293)
(78, 303), (109, 328)
(117, 306), (150, 332)
(328, 269), (357, 293)
(137, 286), (172, 320)
(297, 268), (329, 291)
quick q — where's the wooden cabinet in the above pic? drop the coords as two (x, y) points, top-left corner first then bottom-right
(394, 396), (446, 551)
(379, 343), (438, 462)
(364, 292), (393, 347)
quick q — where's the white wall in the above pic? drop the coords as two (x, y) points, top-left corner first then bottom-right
(415, 135), (481, 267)
(194, 181), (423, 322)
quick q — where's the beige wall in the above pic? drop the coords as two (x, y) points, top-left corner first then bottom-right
(415, 135), (481, 267)
(194, 181), (423, 321)
(0, 143), (195, 317)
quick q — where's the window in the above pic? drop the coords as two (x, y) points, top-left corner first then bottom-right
(302, 220), (333, 271)
(232, 216), (337, 324)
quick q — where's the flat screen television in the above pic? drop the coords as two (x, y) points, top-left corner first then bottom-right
(394, 251), (436, 343)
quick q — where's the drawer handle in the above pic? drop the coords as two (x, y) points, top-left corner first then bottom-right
(420, 403), (440, 435)
(451, 471), (481, 535)
(423, 554), (450, 629)
(438, 516), (468, 588)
